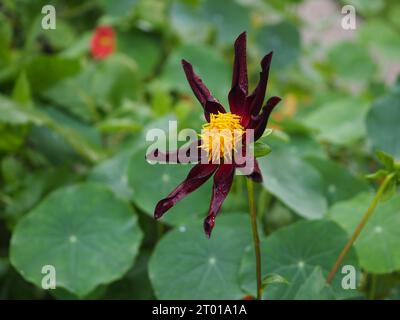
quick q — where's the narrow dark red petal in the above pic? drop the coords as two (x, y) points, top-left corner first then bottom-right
(252, 96), (281, 141)
(146, 140), (203, 164)
(154, 164), (218, 219)
(246, 52), (273, 117)
(232, 32), (248, 95)
(181, 59), (225, 121)
(203, 164), (235, 237)
(228, 32), (248, 116)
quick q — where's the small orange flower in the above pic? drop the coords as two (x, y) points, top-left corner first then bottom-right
(91, 26), (115, 60)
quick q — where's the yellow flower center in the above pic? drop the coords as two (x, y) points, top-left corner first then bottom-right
(199, 112), (245, 162)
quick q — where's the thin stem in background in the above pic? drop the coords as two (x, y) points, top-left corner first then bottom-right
(326, 173), (396, 284)
(246, 178), (262, 300)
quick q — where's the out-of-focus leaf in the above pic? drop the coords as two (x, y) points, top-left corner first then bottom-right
(10, 183), (143, 297)
(118, 30), (162, 78)
(303, 97), (369, 146)
(328, 42), (376, 82)
(29, 106), (103, 164)
(240, 220), (359, 299)
(42, 20), (76, 50)
(359, 19), (400, 58)
(341, 0), (385, 16)
(25, 55), (81, 92)
(98, 0), (138, 17)
(170, 0), (250, 45)
(255, 21), (300, 69)
(149, 214), (251, 299)
(366, 90), (400, 160)
(12, 72), (31, 107)
(161, 44), (230, 105)
(329, 193), (400, 274)
(0, 96), (45, 125)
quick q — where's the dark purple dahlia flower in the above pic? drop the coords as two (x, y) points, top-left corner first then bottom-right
(147, 32), (281, 237)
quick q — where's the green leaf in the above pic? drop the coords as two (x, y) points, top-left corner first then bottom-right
(328, 42), (376, 81)
(306, 157), (371, 206)
(161, 44), (230, 105)
(262, 273), (289, 290)
(294, 267), (334, 300)
(89, 149), (134, 201)
(149, 214), (252, 299)
(0, 96), (44, 125)
(12, 72), (31, 107)
(376, 150), (395, 171)
(10, 183), (143, 297)
(258, 147), (327, 219)
(98, 0), (138, 17)
(201, 0), (250, 45)
(128, 146), (212, 226)
(118, 30), (162, 78)
(170, 0), (250, 45)
(366, 90), (400, 160)
(240, 220), (359, 299)
(303, 97), (369, 146)
(29, 107), (103, 164)
(253, 141), (272, 158)
(256, 21), (300, 69)
(25, 55), (81, 92)
(329, 193), (400, 273)
(359, 19), (400, 58)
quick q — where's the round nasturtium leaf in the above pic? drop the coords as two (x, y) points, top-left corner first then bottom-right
(329, 193), (400, 274)
(240, 220), (359, 299)
(258, 148), (327, 219)
(149, 214), (252, 299)
(128, 146), (212, 226)
(366, 90), (400, 160)
(10, 183), (143, 297)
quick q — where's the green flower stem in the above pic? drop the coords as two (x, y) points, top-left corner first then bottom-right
(327, 172), (396, 284)
(246, 178), (262, 300)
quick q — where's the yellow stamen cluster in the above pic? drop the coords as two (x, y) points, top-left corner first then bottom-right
(199, 112), (245, 163)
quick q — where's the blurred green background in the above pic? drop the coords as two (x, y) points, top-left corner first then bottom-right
(0, 0), (400, 300)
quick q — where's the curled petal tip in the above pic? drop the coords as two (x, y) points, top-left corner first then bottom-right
(154, 200), (172, 220)
(203, 216), (215, 238)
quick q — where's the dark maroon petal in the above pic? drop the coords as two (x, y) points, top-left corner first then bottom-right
(203, 164), (235, 237)
(246, 52), (273, 117)
(229, 32), (248, 115)
(247, 159), (263, 183)
(205, 100), (226, 115)
(252, 96), (281, 141)
(181, 59), (226, 121)
(228, 86), (246, 116)
(154, 164), (218, 219)
(232, 32), (248, 95)
(146, 140), (203, 164)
